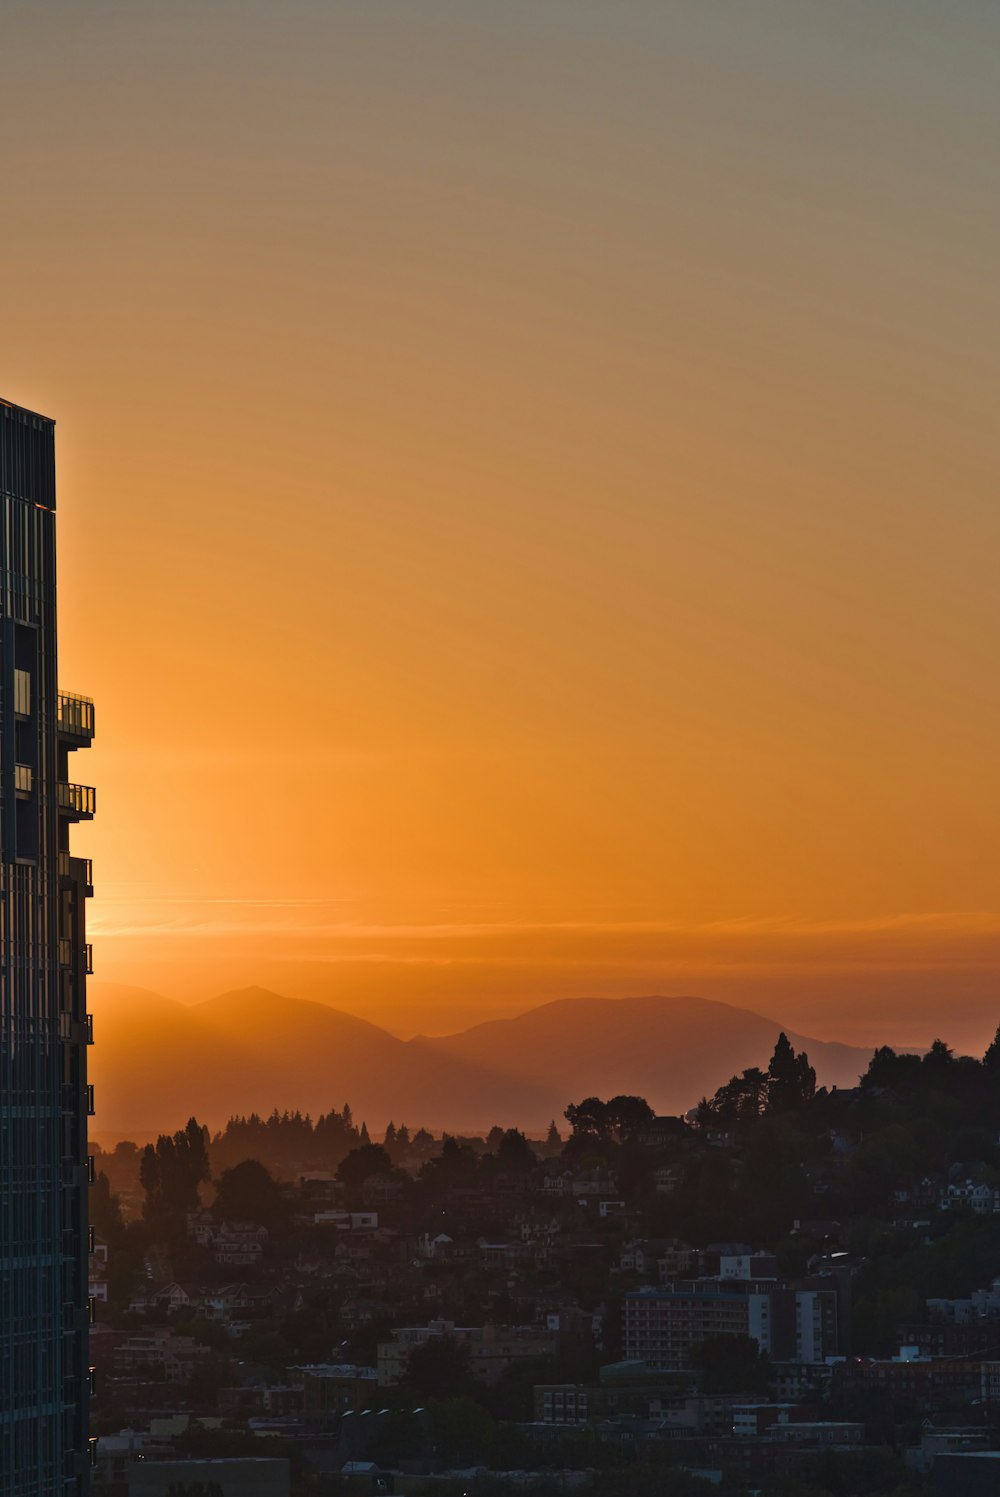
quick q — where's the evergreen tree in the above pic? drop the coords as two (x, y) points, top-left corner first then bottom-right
(923, 1038), (955, 1077)
(767, 1032), (816, 1112)
(495, 1128), (537, 1174)
(985, 1026), (1000, 1072)
(140, 1117), (211, 1238)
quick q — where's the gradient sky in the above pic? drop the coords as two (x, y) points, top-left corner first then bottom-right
(4, 2), (1000, 1046)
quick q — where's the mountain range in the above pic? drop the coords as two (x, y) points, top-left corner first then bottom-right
(87, 985), (876, 1138)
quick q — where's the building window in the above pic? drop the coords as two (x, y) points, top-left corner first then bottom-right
(14, 669), (30, 716)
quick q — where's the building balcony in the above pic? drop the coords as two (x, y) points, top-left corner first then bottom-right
(58, 851), (94, 895)
(58, 938), (93, 972)
(57, 781), (95, 820)
(57, 692), (95, 746)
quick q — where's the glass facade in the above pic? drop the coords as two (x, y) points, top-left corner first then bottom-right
(0, 399), (92, 1495)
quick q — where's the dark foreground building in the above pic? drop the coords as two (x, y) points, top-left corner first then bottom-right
(0, 400), (94, 1494)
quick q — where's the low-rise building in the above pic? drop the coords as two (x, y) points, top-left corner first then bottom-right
(126, 1457), (290, 1496)
(377, 1318), (555, 1386)
(296, 1363), (379, 1425)
(112, 1330), (206, 1384)
(214, 1222), (268, 1266)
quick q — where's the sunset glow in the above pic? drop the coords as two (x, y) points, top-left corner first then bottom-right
(5, 3), (1000, 1062)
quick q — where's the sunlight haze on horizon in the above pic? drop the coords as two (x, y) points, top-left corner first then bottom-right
(5, 1), (1000, 1050)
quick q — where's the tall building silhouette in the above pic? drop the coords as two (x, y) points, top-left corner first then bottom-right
(0, 400), (93, 1494)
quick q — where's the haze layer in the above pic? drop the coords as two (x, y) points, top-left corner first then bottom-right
(3, 3), (999, 1046)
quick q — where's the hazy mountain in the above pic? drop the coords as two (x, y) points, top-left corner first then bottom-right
(88, 985), (874, 1136)
(416, 994), (872, 1116)
(88, 984), (552, 1136)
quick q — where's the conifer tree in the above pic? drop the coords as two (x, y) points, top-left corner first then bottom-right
(984, 1026), (1000, 1072)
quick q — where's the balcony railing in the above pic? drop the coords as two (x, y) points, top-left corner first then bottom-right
(84, 944), (93, 974)
(57, 852), (94, 892)
(57, 692), (95, 742)
(86, 1013), (94, 1045)
(85, 1084), (95, 1116)
(57, 782), (95, 819)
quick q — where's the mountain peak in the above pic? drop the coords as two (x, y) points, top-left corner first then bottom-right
(88, 985), (874, 1136)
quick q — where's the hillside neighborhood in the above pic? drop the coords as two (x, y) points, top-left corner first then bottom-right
(87, 1032), (1000, 1495)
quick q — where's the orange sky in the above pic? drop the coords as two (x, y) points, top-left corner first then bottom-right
(4, 3), (1000, 1049)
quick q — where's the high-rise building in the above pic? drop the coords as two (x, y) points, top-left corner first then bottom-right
(0, 399), (94, 1494)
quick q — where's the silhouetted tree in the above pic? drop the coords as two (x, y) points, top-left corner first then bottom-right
(564, 1097), (610, 1139)
(984, 1026), (1000, 1072)
(405, 1336), (472, 1400)
(140, 1117), (211, 1238)
(495, 1128), (537, 1174)
(862, 1044), (922, 1091)
(698, 1067), (770, 1124)
(605, 1095), (655, 1143)
(91, 1171), (125, 1246)
(923, 1038), (955, 1075)
(546, 1119), (562, 1149)
(421, 1135), (478, 1190)
(691, 1333), (769, 1393)
(212, 1158), (286, 1229)
(337, 1142), (392, 1187)
(767, 1032), (816, 1112)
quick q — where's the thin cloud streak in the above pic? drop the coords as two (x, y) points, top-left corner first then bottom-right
(89, 909), (1000, 942)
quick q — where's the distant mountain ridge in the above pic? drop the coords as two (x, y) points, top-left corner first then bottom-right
(88, 985), (875, 1136)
